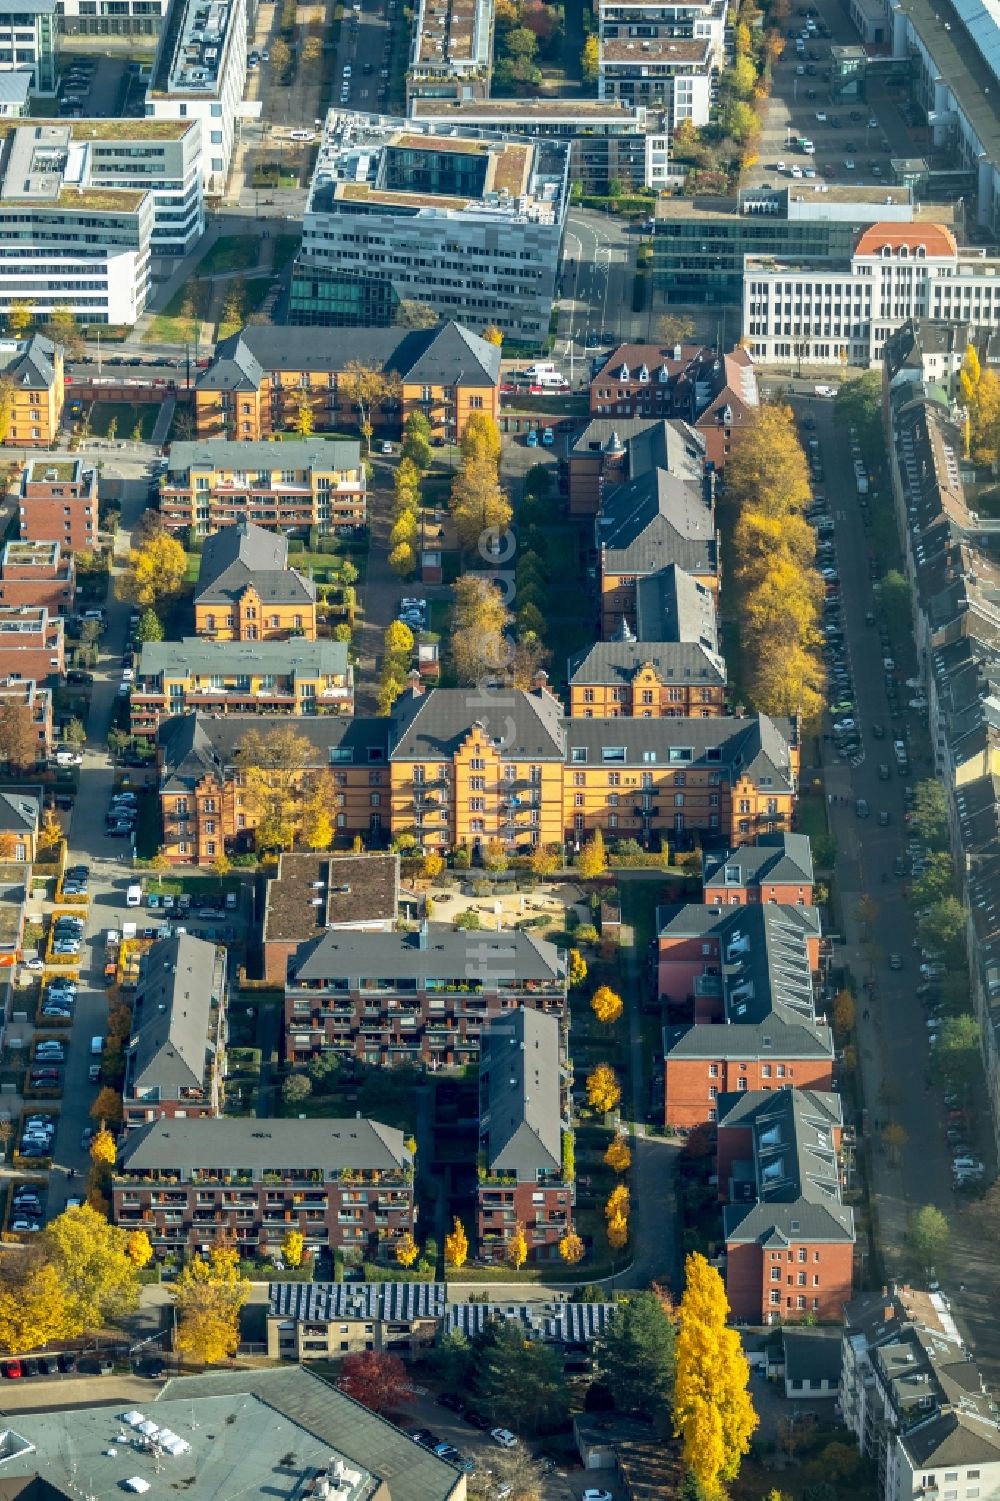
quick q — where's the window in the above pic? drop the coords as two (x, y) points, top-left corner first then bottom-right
(708, 1063), (718, 1076)
(798, 1247), (807, 1262)
(770, 1266), (780, 1281)
(602, 746), (626, 762)
(570, 747), (587, 763)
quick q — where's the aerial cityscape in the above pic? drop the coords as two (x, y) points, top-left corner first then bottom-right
(0, 0), (994, 1492)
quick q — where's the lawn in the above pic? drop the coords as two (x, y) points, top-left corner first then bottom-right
(197, 236), (261, 276)
(216, 277), (272, 340)
(87, 401), (158, 441)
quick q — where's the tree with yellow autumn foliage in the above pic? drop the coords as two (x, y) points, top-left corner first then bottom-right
(444, 1217), (469, 1269)
(586, 1062), (621, 1114)
(960, 342), (1000, 465)
(725, 403), (825, 720)
(42, 1203), (141, 1333)
(559, 1228), (585, 1264)
(607, 1211), (629, 1250)
(0, 1256), (70, 1353)
(90, 1127), (117, 1168)
(125, 1230), (154, 1269)
(567, 948), (588, 988)
(115, 530), (188, 613)
(577, 827), (606, 878)
(605, 1135), (632, 1174)
(507, 1222), (528, 1270)
(591, 985), (624, 1024)
(172, 1242), (249, 1366)
(395, 1230), (419, 1268)
(674, 1252), (758, 1499)
(605, 1184), (630, 1222)
(281, 1229), (305, 1268)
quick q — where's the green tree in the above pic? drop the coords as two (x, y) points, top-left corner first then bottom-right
(911, 779), (948, 848)
(135, 608), (164, 643)
(474, 1320), (569, 1433)
(933, 1014), (980, 1091)
(913, 851), (957, 908)
(917, 896), (966, 956)
(834, 371), (882, 462)
(597, 1289), (675, 1417)
(880, 569), (913, 640)
(908, 1203), (950, 1270)
(432, 1328), (475, 1389)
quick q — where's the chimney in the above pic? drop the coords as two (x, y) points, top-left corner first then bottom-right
(417, 920), (428, 950)
(673, 343), (682, 362)
(406, 668), (425, 697)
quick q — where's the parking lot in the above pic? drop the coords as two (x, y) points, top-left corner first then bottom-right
(744, 0), (931, 195)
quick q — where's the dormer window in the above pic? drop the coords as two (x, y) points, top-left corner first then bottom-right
(638, 364), (650, 383)
(617, 364), (629, 381)
(658, 364), (670, 383)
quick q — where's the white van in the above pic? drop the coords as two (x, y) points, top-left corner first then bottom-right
(126, 882), (142, 908)
(90, 1035), (104, 1056)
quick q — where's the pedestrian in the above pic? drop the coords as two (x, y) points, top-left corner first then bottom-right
(863, 1007), (870, 1021)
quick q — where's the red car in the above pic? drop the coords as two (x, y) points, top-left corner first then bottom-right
(3, 1360), (22, 1379)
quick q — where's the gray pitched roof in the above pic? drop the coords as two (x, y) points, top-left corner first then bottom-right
(167, 439), (361, 474)
(0, 789), (40, 833)
(718, 1087), (853, 1246)
(566, 639), (726, 688)
(194, 521), (316, 609)
(157, 713), (389, 793)
(901, 1410), (1000, 1471)
(290, 923), (564, 984)
(635, 562), (720, 647)
(598, 468), (717, 577)
(196, 321), (500, 392)
(153, 1368), (464, 1501)
(560, 714), (797, 787)
(118, 1116), (411, 1173)
(389, 686), (566, 760)
(662, 903), (830, 1060)
(139, 637), (347, 680)
(480, 1007), (562, 1178)
(129, 933), (221, 1096)
(702, 833), (814, 891)
(781, 1327), (843, 1386)
(0, 334), (57, 390)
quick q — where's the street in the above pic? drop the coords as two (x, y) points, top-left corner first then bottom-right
(801, 395), (1000, 1385)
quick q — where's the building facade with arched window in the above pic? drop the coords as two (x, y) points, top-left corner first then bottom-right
(742, 221), (1000, 368)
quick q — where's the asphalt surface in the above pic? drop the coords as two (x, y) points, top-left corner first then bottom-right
(335, 0), (397, 115)
(801, 395), (1000, 1382)
(559, 211), (640, 387)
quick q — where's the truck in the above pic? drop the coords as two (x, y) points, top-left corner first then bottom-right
(520, 362), (570, 390)
(856, 471), (869, 495)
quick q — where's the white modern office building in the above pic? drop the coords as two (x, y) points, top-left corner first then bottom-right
(58, 0), (170, 36)
(0, 119), (204, 324)
(289, 112), (570, 342)
(144, 0), (246, 195)
(597, 0), (728, 125)
(743, 221), (1000, 367)
(408, 98), (670, 191)
(0, 0), (55, 92)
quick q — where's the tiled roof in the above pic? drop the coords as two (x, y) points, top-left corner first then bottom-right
(481, 1007), (562, 1177)
(389, 685), (566, 760)
(195, 521), (314, 609)
(855, 222), (957, 257)
(290, 923), (564, 984)
(702, 832), (814, 890)
(561, 713), (797, 786)
(634, 562), (719, 648)
(118, 1116), (411, 1173)
(566, 639), (726, 688)
(598, 467), (717, 577)
(718, 1087), (853, 1246)
(167, 439), (361, 473)
(139, 637), (348, 680)
(130, 933), (222, 1095)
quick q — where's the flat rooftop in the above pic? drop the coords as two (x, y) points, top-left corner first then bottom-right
(410, 0), (492, 70)
(787, 184), (912, 205)
(601, 36), (711, 61)
(410, 97), (648, 120)
(0, 124), (146, 212)
(311, 113), (567, 223)
(896, 0), (1000, 159)
(650, 192), (955, 224)
(1, 539), (62, 568)
(263, 851), (398, 947)
(24, 458), (82, 482)
(0, 867), (25, 955)
(152, 0), (239, 96)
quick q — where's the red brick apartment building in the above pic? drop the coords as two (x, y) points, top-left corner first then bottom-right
(261, 851), (399, 985)
(18, 459), (97, 552)
(0, 679), (52, 764)
(122, 933), (227, 1131)
(477, 1007), (573, 1265)
(0, 540), (75, 615)
(589, 344), (760, 472)
(661, 902), (832, 1128)
(716, 1088), (854, 1323)
(0, 606), (64, 682)
(702, 833), (815, 907)
(285, 923), (566, 1069)
(113, 1116), (415, 1262)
